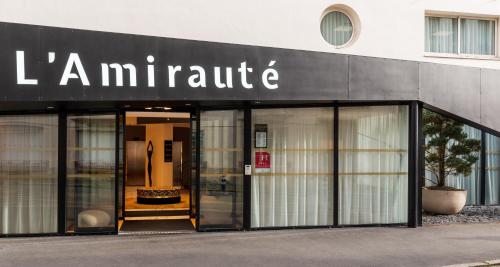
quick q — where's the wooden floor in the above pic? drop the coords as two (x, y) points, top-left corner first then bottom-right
(125, 186), (190, 211)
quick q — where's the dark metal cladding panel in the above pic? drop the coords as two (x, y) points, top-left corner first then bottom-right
(349, 56), (419, 100)
(0, 23), (42, 101)
(255, 49), (349, 101)
(480, 68), (500, 131)
(0, 22), (348, 101)
(39, 27), (159, 101)
(1, 22), (500, 134)
(419, 62), (481, 123)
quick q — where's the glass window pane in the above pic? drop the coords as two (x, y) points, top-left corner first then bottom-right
(460, 18), (496, 55)
(425, 16), (458, 53)
(251, 108), (334, 228)
(486, 133), (500, 205)
(0, 115), (58, 234)
(321, 11), (353, 46)
(444, 125), (481, 205)
(423, 111), (482, 206)
(199, 110), (243, 229)
(339, 106), (408, 225)
(66, 114), (116, 232)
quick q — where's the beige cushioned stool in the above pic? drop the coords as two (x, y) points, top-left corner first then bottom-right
(78, 209), (111, 228)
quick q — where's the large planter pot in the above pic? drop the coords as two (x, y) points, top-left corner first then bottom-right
(422, 187), (467, 215)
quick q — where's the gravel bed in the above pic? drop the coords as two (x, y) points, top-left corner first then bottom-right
(423, 205), (500, 225)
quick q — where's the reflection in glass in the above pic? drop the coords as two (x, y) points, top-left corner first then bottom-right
(66, 115), (116, 232)
(339, 106), (408, 225)
(486, 133), (500, 205)
(251, 108), (334, 228)
(0, 115), (58, 234)
(199, 110), (243, 229)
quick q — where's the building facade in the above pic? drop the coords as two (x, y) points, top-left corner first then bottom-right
(0, 0), (499, 236)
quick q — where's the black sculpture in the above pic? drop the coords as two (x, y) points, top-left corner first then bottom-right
(147, 140), (153, 187)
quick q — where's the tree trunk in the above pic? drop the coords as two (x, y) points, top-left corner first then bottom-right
(438, 144), (446, 187)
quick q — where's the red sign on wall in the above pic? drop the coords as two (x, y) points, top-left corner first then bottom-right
(255, 152), (271, 169)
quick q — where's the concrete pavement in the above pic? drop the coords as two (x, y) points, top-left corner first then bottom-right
(1, 223), (499, 267)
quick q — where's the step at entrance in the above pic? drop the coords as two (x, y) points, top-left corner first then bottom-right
(125, 209), (189, 217)
(120, 218), (195, 233)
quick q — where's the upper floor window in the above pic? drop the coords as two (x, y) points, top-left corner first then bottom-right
(425, 15), (497, 57)
(321, 11), (354, 47)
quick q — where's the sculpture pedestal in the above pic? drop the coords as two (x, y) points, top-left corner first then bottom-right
(137, 187), (181, 204)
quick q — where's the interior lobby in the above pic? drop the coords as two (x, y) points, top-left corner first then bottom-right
(119, 111), (194, 232)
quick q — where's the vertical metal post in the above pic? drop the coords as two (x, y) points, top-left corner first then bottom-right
(114, 112), (120, 234)
(243, 109), (252, 229)
(57, 112), (67, 234)
(195, 108), (201, 231)
(121, 110), (127, 220)
(188, 111), (194, 220)
(231, 111), (238, 227)
(408, 102), (420, 228)
(333, 105), (339, 227)
(480, 131), (486, 205)
(417, 103), (424, 226)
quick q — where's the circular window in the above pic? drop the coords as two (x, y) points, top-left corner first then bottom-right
(320, 10), (355, 47)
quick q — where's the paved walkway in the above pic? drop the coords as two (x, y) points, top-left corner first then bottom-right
(1, 223), (499, 267)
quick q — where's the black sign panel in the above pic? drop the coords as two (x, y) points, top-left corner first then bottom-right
(0, 22), (349, 102)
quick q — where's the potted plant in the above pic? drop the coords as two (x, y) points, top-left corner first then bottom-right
(422, 110), (481, 215)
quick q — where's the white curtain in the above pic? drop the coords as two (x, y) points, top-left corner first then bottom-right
(321, 11), (353, 46)
(425, 16), (458, 53)
(339, 106), (408, 225)
(486, 133), (500, 205)
(66, 115), (116, 230)
(443, 125), (481, 205)
(0, 115), (58, 234)
(251, 108), (333, 228)
(460, 18), (495, 55)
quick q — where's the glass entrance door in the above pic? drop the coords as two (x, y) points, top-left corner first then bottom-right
(66, 114), (117, 233)
(198, 110), (244, 230)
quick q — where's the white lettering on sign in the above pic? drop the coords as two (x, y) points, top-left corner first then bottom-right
(238, 61), (253, 89)
(15, 51), (280, 89)
(262, 60), (278, 89)
(147, 55), (155, 87)
(59, 53), (89, 86)
(101, 63), (137, 87)
(16, 51), (38, 85)
(214, 67), (233, 88)
(188, 65), (206, 88)
(168, 65), (182, 88)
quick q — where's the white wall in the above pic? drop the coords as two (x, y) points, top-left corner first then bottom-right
(1, 0), (499, 69)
